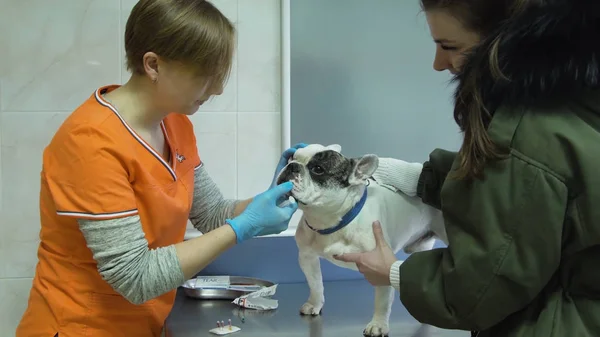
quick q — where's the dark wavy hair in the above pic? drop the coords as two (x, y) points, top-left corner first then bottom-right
(420, 0), (529, 180)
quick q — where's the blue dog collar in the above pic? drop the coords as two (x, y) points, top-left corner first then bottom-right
(305, 185), (368, 235)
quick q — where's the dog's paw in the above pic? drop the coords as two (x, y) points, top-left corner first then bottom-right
(363, 320), (390, 337)
(299, 302), (323, 316)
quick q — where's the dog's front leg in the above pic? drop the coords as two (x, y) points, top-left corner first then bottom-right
(364, 285), (394, 337)
(298, 249), (324, 316)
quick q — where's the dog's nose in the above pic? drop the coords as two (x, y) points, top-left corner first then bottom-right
(276, 162), (301, 185)
(288, 162), (302, 173)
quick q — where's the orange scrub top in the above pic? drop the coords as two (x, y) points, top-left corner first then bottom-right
(16, 85), (201, 337)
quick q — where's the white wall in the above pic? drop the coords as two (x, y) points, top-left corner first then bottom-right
(0, 0), (285, 335)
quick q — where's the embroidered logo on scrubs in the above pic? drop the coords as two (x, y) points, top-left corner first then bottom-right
(175, 150), (186, 163)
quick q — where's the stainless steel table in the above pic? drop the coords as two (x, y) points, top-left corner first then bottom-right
(165, 279), (468, 337)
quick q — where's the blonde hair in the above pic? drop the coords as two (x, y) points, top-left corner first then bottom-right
(124, 0), (235, 88)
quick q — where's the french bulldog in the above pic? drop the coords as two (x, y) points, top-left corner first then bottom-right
(276, 144), (448, 337)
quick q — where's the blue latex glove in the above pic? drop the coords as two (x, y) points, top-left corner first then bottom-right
(270, 143), (308, 189)
(226, 181), (299, 244)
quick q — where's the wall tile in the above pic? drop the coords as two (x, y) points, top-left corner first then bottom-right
(0, 141), (2, 217)
(0, 112), (70, 278)
(203, 0), (239, 113)
(119, 0), (136, 84)
(237, 0), (281, 112)
(0, 278), (33, 337)
(0, 86), (2, 215)
(119, 0), (239, 112)
(0, 0), (121, 112)
(236, 112), (281, 198)
(189, 112), (237, 199)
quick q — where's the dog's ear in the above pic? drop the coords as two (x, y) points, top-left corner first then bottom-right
(348, 154), (378, 185)
(326, 144), (342, 153)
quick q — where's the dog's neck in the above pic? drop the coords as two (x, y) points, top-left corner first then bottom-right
(301, 184), (367, 232)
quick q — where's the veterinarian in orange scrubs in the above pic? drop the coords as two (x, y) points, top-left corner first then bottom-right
(16, 1), (303, 336)
(335, 0), (600, 336)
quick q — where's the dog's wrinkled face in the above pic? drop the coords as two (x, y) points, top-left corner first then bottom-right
(276, 144), (378, 210)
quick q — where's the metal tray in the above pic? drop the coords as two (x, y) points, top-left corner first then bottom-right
(181, 276), (275, 300)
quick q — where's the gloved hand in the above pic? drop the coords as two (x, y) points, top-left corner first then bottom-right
(270, 143), (308, 189)
(226, 181), (299, 244)
(371, 158), (423, 196)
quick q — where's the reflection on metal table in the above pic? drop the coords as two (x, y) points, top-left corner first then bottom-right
(166, 279), (469, 337)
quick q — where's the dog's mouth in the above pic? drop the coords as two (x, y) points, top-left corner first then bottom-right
(284, 190), (307, 205)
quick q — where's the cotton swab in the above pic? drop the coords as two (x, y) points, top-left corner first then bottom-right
(209, 318), (240, 335)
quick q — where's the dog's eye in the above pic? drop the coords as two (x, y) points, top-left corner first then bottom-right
(311, 165), (325, 175)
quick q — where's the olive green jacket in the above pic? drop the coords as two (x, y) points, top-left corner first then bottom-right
(398, 2), (600, 336)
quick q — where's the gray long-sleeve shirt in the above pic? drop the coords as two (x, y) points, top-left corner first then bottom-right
(77, 165), (239, 305)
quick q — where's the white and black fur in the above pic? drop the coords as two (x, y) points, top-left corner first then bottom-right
(276, 144), (448, 337)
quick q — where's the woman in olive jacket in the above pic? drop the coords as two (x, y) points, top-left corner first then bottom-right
(335, 0), (600, 336)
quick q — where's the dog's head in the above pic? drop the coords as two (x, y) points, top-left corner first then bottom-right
(276, 144), (379, 212)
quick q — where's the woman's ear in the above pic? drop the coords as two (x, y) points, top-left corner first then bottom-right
(142, 51), (160, 82)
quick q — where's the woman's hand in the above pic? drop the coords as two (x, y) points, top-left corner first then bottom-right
(333, 221), (398, 286)
(270, 143), (308, 189)
(226, 182), (298, 243)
